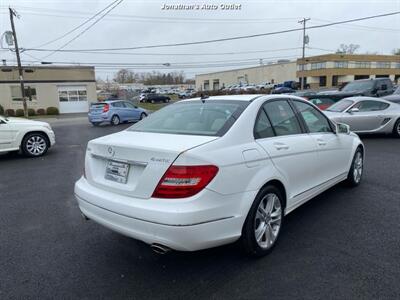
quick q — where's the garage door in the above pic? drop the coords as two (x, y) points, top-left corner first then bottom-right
(58, 85), (88, 113)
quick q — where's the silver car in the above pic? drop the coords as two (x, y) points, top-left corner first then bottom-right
(324, 96), (400, 138)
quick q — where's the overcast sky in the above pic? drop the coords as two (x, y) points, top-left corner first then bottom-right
(1, 0), (399, 80)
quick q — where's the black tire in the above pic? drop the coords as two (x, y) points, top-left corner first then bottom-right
(91, 122), (100, 126)
(393, 119), (400, 138)
(111, 115), (120, 125)
(21, 132), (49, 157)
(139, 112), (147, 120)
(165, 98), (170, 103)
(241, 185), (284, 257)
(345, 147), (364, 187)
(151, 100), (155, 104)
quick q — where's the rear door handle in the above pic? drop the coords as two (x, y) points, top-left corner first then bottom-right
(273, 143), (289, 150)
(317, 139), (327, 146)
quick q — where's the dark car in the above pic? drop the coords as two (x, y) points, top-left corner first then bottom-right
(382, 86), (400, 104)
(318, 78), (395, 101)
(141, 93), (171, 103)
(271, 86), (296, 94)
(292, 90), (317, 99)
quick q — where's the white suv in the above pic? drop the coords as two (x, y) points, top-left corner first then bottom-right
(0, 116), (55, 157)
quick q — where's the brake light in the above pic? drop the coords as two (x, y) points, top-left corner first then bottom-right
(152, 165), (219, 198)
(103, 104), (110, 113)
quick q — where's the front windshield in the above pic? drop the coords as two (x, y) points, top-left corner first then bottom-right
(342, 80), (374, 92)
(129, 100), (249, 136)
(394, 86), (400, 95)
(326, 99), (355, 112)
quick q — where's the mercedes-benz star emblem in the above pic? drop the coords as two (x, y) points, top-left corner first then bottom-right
(107, 146), (115, 157)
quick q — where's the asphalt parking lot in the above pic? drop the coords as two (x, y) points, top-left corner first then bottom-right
(1, 121), (399, 299)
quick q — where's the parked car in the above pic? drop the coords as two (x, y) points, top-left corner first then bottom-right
(0, 115), (55, 157)
(308, 97), (337, 110)
(382, 86), (400, 104)
(292, 91), (317, 99)
(141, 93), (171, 103)
(257, 82), (275, 90)
(75, 94), (364, 256)
(324, 96), (400, 137)
(88, 100), (147, 126)
(271, 86), (296, 94)
(319, 78), (395, 100)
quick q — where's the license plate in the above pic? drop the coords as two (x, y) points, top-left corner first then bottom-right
(105, 160), (130, 184)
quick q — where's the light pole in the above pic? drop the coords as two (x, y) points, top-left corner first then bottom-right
(298, 17), (310, 90)
(9, 8), (28, 117)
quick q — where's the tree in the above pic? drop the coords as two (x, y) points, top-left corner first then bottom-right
(393, 48), (400, 55)
(113, 69), (135, 83)
(336, 44), (360, 54)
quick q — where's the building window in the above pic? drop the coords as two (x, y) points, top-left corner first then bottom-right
(395, 63), (400, 69)
(297, 64), (307, 71)
(354, 61), (371, 68)
(376, 62), (391, 68)
(212, 79), (220, 90)
(332, 75), (339, 86)
(58, 86), (87, 102)
(334, 61), (348, 68)
(319, 76), (327, 87)
(203, 80), (209, 91)
(354, 75), (370, 80)
(375, 75), (389, 78)
(10, 85), (37, 101)
(311, 62), (326, 70)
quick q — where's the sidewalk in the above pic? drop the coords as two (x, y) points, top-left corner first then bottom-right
(33, 113), (88, 125)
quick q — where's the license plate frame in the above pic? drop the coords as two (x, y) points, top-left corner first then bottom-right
(105, 160), (130, 184)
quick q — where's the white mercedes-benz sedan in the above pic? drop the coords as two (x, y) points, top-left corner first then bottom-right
(75, 95), (364, 256)
(0, 115), (55, 157)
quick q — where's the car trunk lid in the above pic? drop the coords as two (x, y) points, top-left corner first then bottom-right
(85, 130), (218, 199)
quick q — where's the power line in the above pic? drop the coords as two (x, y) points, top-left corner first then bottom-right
(32, 0), (121, 49)
(22, 11), (400, 53)
(41, 0), (124, 59)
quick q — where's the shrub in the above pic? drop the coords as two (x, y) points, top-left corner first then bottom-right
(16, 109), (25, 117)
(28, 108), (36, 116)
(0, 104), (4, 115)
(46, 107), (59, 115)
(36, 108), (46, 115)
(5, 109), (15, 117)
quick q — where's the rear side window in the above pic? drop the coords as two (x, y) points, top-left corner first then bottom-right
(293, 101), (332, 133)
(263, 100), (302, 136)
(353, 100), (389, 111)
(254, 109), (274, 139)
(129, 100), (249, 136)
(112, 102), (123, 108)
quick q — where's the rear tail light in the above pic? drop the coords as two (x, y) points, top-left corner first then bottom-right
(152, 165), (219, 198)
(103, 104), (110, 113)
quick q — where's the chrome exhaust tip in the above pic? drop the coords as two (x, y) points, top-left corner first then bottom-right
(151, 243), (171, 255)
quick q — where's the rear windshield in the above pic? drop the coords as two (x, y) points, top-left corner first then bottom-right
(90, 103), (107, 109)
(128, 100), (249, 136)
(326, 99), (354, 112)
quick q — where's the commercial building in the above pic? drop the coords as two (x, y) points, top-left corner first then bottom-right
(297, 54), (400, 89)
(195, 61), (297, 91)
(195, 54), (400, 91)
(0, 65), (97, 114)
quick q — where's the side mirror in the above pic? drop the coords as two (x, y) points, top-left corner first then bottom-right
(348, 107), (360, 114)
(336, 123), (350, 135)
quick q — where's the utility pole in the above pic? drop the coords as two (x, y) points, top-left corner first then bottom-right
(9, 8), (27, 117)
(298, 17), (310, 90)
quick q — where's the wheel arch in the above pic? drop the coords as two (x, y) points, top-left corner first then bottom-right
(259, 179), (287, 210)
(20, 130), (51, 148)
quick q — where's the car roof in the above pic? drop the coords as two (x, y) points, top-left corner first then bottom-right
(104, 99), (126, 103)
(342, 96), (392, 104)
(181, 94), (309, 103)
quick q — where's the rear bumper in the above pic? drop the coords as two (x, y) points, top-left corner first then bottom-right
(88, 112), (111, 123)
(74, 177), (254, 251)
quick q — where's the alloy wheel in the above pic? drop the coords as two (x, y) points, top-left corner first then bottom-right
(353, 151), (363, 183)
(254, 193), (282, 249)
(26, 136), (47, 156)
(112, 116), (120, 125)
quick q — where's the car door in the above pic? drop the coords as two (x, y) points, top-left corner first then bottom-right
(291, 100), (353, 183)
(254, 99), (320, 202)
(123, 101), (140, 120)
(0, 119), (14, 151)
(342, 100), (389, 132)
(112, 101), (126, 121)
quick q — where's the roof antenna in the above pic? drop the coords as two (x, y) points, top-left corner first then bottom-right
(200, 93), (209, 103)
